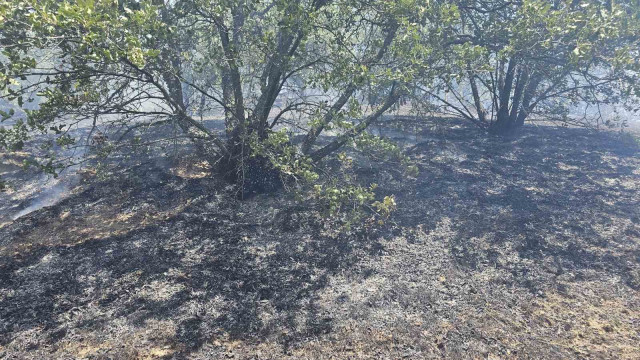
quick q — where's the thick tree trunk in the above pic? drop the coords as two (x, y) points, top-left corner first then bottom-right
(468, 69), (486, 123)
(488, 114), (512, 135)
(220, 67), (235, 136)
(216, 150), (283, 198)
(515, 74), (541, 127)
(489, 59), (517, 135)
(509, 67), (529, 123)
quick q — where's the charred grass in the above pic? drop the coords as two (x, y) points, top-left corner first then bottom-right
(1, 119), (639, 359)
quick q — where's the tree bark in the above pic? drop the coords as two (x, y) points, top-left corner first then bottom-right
(468, 69), (486, 123)
(489, 58), (517, 135)
(311, 86), (400, 161)
(509, 66), (529, 123)
(515, 73), (541, 127)
(301, 23), (398, 154)
(301, 84), (357, 154)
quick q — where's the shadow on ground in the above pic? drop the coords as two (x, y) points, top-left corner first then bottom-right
(1, 118), (639, 359)
(1, 163), (388, 358)
(387, 120), (640, 292)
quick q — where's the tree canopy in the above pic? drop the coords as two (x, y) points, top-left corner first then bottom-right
(419, 0), (640, 134)
(1, 0), (639, 210)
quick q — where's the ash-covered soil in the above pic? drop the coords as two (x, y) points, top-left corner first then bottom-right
(1, 119), (640, 359)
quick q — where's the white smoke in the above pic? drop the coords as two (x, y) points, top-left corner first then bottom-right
(11, 177), (75, 220)
(10, 142), (88, 221)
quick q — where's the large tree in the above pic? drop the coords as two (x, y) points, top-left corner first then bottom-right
(419, 0), (640, 135)
(0, 0), (443, 200)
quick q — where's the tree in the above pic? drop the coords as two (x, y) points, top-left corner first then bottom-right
(0, 0), (440, 204)
(419, 0), (640, 135)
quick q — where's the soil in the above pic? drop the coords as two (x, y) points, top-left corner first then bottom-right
(1, 118), (639, 359)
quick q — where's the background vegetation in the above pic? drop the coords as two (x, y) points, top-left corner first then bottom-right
(1, 0), (639, 212)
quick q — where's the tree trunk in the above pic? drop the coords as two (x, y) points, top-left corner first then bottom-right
(301, 84), (357, 154)
(489, 59), (517, 135)
(509, 66), (529, 123)
(301, 23), (398, 154)
(515, 74), (541, 127)
(311, 86), (400, 161)
(216, 150), (283, 198)
(468, 69), (486, 123)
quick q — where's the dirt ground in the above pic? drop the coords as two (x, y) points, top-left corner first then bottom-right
(1, 118), (639, 359)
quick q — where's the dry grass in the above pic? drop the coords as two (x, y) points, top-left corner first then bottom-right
(1, 119), (639, 359)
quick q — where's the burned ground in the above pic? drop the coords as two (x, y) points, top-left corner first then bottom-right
(1, 119), (639, 359)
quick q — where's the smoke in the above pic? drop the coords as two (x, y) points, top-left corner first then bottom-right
(11, 140), (88, 221)
(11, 177), (75, 220)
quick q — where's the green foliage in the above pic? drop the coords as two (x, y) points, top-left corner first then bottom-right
(353, 132), (418, 177)
(312, 182), (376, 218)
(1, 0), (638, 225)
(249, 130), (318, 185)
(0, 120), (27, 151)
(420, 0), (640, 131)
(372, 195), (397, 222)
